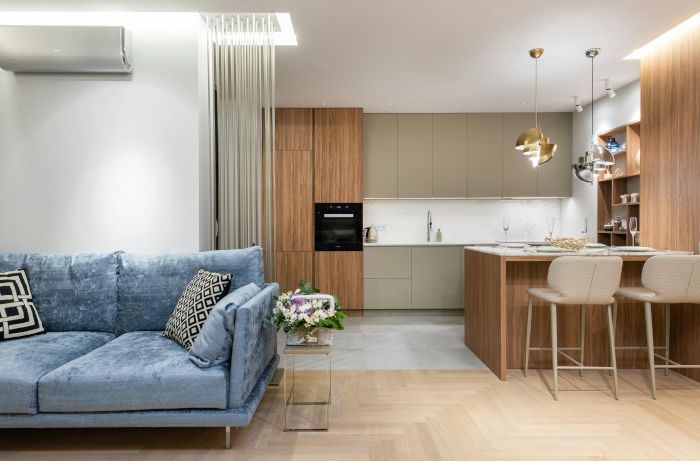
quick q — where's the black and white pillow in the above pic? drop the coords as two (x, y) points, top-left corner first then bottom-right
(0, 269), (45, 341)
(162, 269), (232, 350)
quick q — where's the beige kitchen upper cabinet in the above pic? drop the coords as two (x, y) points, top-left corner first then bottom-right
(502, 113), (538, 197)
(433, 114), (469, 197)
(398, 114), (433, 198)
(467, 113), (502, 197)
(536, 112), (573, 197)
(363, 114), (398, 198)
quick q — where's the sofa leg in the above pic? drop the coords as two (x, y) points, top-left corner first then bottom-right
(225, 426), (231, 449)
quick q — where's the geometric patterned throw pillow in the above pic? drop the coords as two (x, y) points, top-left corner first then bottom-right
(162, 269), (232, 350)
(0, 269), (45, 341)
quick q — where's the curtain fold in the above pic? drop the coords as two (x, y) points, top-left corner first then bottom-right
(206, 13), (275, 279)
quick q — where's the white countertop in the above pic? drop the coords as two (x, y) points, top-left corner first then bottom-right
(464, 245), (693, 258)
(364, 241), (493, 247)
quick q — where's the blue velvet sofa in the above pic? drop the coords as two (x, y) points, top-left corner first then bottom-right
(0, 246), (279, 447)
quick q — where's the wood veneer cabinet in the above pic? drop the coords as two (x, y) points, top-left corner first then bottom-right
(398, 114), (433, 198)
(275, 150), (313, 251)
(314, 108), (363, 202)
(276, 251), (314, 293)
(364, 113), (398, 198)
(433, 114), (469, 198)
(314, 251), (363, 310)
(275, 108), (313, 151)
(467, 113), (502, 197)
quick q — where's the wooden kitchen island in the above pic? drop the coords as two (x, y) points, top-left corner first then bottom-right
(463, 246), (691, 380)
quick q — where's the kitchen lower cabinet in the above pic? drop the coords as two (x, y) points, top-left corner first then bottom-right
(363, 246), (463, 310)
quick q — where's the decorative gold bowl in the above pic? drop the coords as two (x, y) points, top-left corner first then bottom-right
(545, 237), (590, 251)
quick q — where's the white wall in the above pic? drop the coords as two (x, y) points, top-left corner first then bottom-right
(561, 80), (641, 239)
(364, 199), (562, 243)
(0, 13), (206, 254)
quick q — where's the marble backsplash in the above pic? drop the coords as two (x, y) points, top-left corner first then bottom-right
(363, 199), (564, 244)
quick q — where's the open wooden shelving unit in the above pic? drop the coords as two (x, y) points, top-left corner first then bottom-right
(596, 121), (641, 247)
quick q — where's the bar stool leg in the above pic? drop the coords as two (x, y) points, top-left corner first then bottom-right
(524, 295), (533, 377)
(551, 303), (559, 401)
(665, 304), (671, 377)
(610, 301), (618, 377)
(579, 304), (585, 377)
(606, 304), (619, 400)
(644, 302), (657, 399)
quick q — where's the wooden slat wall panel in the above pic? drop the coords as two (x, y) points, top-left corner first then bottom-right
(314, 108), (363, 202)
(275, 150), (313, 251)
(314, 251), (363, 310)
(640, 21), (700, 381)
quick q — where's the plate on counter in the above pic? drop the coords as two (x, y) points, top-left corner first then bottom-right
(534, 246), (569, 253)
(585, 242), (607, 248)
(499, 243), (529, 248)
(614, 246), (655, 252)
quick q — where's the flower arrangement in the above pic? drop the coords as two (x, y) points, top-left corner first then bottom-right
(271, 281), (346, 345)
(545, 236), (590, 251)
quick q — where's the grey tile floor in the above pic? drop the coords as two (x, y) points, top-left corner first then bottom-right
(277, 310), (487, 370)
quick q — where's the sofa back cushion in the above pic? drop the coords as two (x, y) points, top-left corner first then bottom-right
(116, 247), (264, 335)
(0, 253), (118, 332)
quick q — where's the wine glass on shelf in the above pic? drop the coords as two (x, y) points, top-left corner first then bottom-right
(546, 217), (555, 240)
(629, 217), (638, 247)
(502, 218), (510, 243)
(581, 217), (588, 238)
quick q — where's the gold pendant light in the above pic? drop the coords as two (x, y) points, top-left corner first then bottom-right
(515, 48), (557, 167)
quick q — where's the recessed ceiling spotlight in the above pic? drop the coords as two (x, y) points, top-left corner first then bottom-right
(387, 102), (393, 107)
(456, 101), (463, 106)
(520, 101), (527, 106)
(52, 49), (63, 53)
(574, 96), (583, 113)
(321, 101), (328, 106)
(605, 79), (616, 98)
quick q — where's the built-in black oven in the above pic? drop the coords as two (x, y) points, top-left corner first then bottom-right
(314, 203), (363, 251)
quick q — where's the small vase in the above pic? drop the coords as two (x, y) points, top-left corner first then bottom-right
(607, 137), (621, 153)
(286, 328), (333, 346)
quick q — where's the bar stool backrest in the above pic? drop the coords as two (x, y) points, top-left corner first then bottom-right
(641, 255), (700, 303)
(548, 256), (623, 304)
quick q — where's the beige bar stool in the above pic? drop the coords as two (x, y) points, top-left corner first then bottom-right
(524, 256), (623, 400)
(615, 255), (700, 399)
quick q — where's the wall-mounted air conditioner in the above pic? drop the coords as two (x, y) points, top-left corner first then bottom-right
(0, 25), (133, 74)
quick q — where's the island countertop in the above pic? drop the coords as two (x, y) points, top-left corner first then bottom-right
(463, 246), (693, 380)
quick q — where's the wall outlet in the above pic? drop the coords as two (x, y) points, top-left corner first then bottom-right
(375, 224), (386, 231)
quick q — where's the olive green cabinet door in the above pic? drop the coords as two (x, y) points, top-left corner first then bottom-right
(467, 114), (502, 197)
(398, 114), (433, 198)
(433, 114), (469, 197)
(364, 114), (398, 198)
(363, 247), (412, 279)
(502, 113), (538, 197)
(536, 112), (573, 197)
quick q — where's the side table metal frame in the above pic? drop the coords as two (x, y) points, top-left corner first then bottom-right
(283, 345), (332, 432)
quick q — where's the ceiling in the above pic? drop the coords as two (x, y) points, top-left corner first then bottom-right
(1, 0), (698, 112)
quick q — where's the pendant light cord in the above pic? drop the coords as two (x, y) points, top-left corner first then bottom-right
(535, 57), (539, 128)
(590, 54), (594, 139)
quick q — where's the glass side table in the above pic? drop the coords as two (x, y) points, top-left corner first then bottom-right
(283, 345), (332, 432)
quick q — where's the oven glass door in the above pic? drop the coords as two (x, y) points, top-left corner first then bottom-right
(315, 203), (363, 251)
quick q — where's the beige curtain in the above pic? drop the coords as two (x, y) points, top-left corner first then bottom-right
(206, 13), (275, 277)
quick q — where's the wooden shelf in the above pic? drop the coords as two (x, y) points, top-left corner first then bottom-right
(612, 202), (640, 207)
(598, 231), (628, 235)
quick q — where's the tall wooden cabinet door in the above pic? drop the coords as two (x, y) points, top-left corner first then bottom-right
(433, 114), (469, 198)
(398, 114), (433, 198)
(467, 113), (502, 197)
(536, 112), (573, 197)
(275, 150), (313, 251)
(276, 251), (314, 293)
(363, 114), (398, 198)
(314, 251), (363, 310)
(275, 108), (313, 151)
(502, 113), (538, 197)
(314, 108), (363, 202)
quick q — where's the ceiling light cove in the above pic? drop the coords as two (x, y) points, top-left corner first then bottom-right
(625, 11), (700, 59)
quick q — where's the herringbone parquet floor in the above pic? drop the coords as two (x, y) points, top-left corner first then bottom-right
(2, 369), (700, 461)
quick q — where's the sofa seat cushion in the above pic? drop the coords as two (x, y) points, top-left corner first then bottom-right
(38, 331), (229, 413)
(0, 331), (115, 414)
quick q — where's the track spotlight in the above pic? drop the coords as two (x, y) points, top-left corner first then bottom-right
(574, 96), (583, 113)
(605, 79), (616, 98)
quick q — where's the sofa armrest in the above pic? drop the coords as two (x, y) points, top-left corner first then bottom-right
(228, 283), (279, 408)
